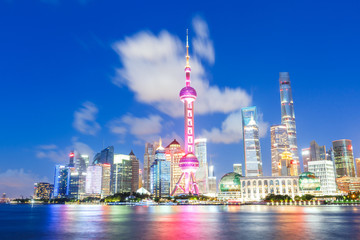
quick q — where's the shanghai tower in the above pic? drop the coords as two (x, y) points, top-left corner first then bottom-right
(171, 30), (199, 196)
(279, 72), (300, 173)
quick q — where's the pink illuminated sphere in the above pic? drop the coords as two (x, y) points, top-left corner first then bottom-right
(179, 153), (199, 173)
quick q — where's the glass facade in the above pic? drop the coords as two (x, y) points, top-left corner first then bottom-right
(151, 146), (171, 197)
(308, 160), (337, 195)
(195, 138), (209, 194)
(53, 165), (70, 198)
(112, 154), (132, 193)
(208, 165), (217, 194)
(241, 106), (263, 177)
(85, 165), (102, 195)
(332, 139), (355, 177)
(165, 139), (185, 195)
(279, 72), (299, 173)
(233, 163), (242, 176)
(298, 172), (321, 191)
(270, 124), (289, 176)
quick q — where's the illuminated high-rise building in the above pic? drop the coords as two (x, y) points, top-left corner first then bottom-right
(241, 106), (263, 177)
(271, 124), (289, 176)
(151, 139), (171, 197)
(302, 148), (311, 172)
(279, 72), (299, 172)
(233, 163), (242, 176)
(138, 169), (143, 189)
(86, 165), (102, 195)
(68, 167), (80, 199)
(279, 151), (298, 176)
(130, 150), (140, 193)
(33, 182), (53, 200)
(332, 139), (355, 178)
(195, 138), (209, 194)
(143, 141), (159, 192)
(171, 31), (199, 195)
(112, 154), (132, 193)
(310, 140), (326, 162)
(165, 139), (185, 195)
(101, 163), (111, 198)
(53, 165), (70, 198)
(208, 165), (217, 194)
(356, 158), (360, 177)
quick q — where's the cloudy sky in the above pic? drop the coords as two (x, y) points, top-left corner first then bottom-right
(1, 0), (360, 197)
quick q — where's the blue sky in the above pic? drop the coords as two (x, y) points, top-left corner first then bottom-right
(1, 0), (359, 197)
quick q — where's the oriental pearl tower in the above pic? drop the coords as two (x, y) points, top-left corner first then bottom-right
(171, 30), (199, 196)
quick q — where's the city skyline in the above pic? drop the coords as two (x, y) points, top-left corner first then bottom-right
(1, 1), (360, 197)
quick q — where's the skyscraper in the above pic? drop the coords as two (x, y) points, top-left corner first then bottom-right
(165, 139), (185, 195)
(241, 106), (263, 177)
(233, 163), (242, 176)
(143, 141), (159, 192)
(310, 140), (326, 162)
(93, 146), (114, 165)
(308, 160), (337, 195)
(302, 148), (311, 172)
(150, 140), (171, 198)
(112, 154), (132, 193)
(208, 165), (217, 194)
(130, 150), (139, 193)
(279, 72), (299, 172)
(33, 182), (53, 200)
(332, 139), (355, 177)
(171, 31), (199, 195)
(54, 165), (70, 198)
(86, 165), (102, 195)
(195, 138), (209, 194)
(270, 124), (289, 176)
(356, 158), (360, 177)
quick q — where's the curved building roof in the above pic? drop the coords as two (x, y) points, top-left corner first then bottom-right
(179, 86), (197, 98)
(219, 172), (242, 192)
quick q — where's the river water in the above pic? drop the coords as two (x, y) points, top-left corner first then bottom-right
(0, 204), (359, 239)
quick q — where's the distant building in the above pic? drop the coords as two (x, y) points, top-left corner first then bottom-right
(165, 139), (185, 195)
(310, 141), (326, 162)
(151, 140), (171, 198)
(271, 124), (289, 176)
(308, 160), (337, 195)
(143, 141), (159, 192)
(33, 182), (53, 200)
(101, 164), (111, 198)
(279, 72), (299, 172)
(332, 139), (355, 177)
(302, 148), (311, 173)
(233, 163), (242, 176)
(93, 146), (114, 165)
(195, 138), (209, 194)
(356, 158), (360, 177)
(138, 169), (143, 189)
(279, 151), (296, 176)
(130, 150), (139, 193)
(241, 106), (263, 177)
(68, 167), (80, 199)
(86, 165), (102, 195)
(336, 177), (360, 193)
(53, 165), (70, 198)
(112, 154), (132, 194)
(208, 165), (217, 194)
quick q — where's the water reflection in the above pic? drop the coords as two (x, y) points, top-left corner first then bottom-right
(1, 205), (360, 239)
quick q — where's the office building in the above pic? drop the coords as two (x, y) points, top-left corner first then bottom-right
(165, 139), (185, 195)
(279, 72), (299, 173)
(151, 140), (171, 197)
(130, 150), (140, 193)
(112, 154), (132, 193)
(271, 124), (289, 176)
(195, 138), (209, 194)
(241, 106), (263, 177)
(208, 165), (217, 194)
(336, 177), (360, 193)
(101, 163), (111, 197)
(233, 163), (242, 176)
(143, 141), (159, 192)
(356, 158), (360, 177)
(308, 160), (337, 195)
(302, 148), (311, 173)
(85, 165), (102, 195)
(33, 182), (53, 200)
(332, 139), (355, 177)
(53, 165), (70, 198)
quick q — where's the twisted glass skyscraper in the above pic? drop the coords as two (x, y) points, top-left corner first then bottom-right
(279, 72), (300, 173)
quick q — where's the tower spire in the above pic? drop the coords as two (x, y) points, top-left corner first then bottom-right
(186, 29), (190, 67)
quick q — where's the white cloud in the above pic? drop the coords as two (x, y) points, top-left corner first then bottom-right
(192, 17), (215, 64)
(38, 144), (58, 150)
(72, 138), (94, 158)
(112, 17), (252, 118)
(108, 114), (163, 142)
(36, 145), (67, 163)
(73, 101), (101, 135)
(201, 110), (269, 144)
(0, 169), (48, 198)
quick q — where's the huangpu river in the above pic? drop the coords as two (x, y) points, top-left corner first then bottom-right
(1, 205), (360, 239)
